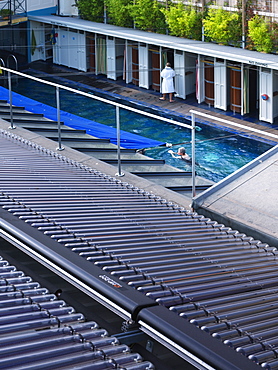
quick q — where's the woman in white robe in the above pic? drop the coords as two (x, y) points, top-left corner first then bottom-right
(160, 62), (175, 102)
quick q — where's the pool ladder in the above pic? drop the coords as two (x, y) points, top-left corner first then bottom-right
(0, 54), (18, 85)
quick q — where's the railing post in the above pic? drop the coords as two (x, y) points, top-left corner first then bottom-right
(56, 86), (64, 151)
(191, 111), (196, 200)
(115, 105), (124, 177)
(8, 70), (15, 129)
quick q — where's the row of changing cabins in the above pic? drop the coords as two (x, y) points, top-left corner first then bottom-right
(29, 15), (278, 124)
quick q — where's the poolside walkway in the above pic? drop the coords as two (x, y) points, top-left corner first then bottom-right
(67, 73), (278, 145)
(89, 78), (278, 143)
(28, 61), (278, 145)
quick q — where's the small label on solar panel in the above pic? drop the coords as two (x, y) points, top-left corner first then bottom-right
(99, 274), (123, 289)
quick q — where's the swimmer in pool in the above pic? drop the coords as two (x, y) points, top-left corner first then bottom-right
(168, 147), (191, 162)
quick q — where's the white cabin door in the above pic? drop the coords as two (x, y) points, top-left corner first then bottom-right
(68, 30), (78, 70)
(242, 65), (249, 115)
(139, 43), (149, 89)
(197, 55), (205, 103)
(214, 59), (227, 110)
(259, 67), (273, 123)
(60, 28), (69, 66)
(77, 31), (86, 71)
(125, 41), (133, 83)
(53, 28), (85, 71)
(107, 36), (116, 80)
(174, 50), (186, 99)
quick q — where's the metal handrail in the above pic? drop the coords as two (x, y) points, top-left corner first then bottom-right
(0, 66), (196, 197)
(7, 54), (18, 71)
(7, 55), (18, 85)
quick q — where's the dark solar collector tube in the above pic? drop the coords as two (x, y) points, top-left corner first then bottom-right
(42, 223), (213, 235)
(238, 339), (278, 356)
(93, 243), (258, 268)
(248, 351), (277, 365)
(141, 266), (277, 297)
(109, 253), (275, 274)
(106, 246), (265, 265)
(114, 260), (278, 283)
(157, 279), (278, 307)
(0, 342), (101, 368)
(35, 218), (203, 230)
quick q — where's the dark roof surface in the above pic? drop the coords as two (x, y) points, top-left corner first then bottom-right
(0, 129), (277, 370)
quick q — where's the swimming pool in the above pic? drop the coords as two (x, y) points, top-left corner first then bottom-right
(11, 76), (273, 183)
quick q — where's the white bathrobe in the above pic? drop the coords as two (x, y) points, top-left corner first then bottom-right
(161, 66), (175, 93)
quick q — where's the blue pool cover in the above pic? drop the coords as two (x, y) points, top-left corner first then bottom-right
(0, 86), (165, 149)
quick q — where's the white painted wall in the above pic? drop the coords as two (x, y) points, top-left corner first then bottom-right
(30, 21), (45, 62)
(59, 0), (79, 16)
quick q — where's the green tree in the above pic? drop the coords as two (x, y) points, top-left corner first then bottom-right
(248, 15), (273, 53)
(129, 0), (166, 33)
(75, 0), (104, 22)
(270, 22), (278, 52)
(106, 0), (133, 27)
(203, 7), (241, 45)
(163, 3), (203, 40)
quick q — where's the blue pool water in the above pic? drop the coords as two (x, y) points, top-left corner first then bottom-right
(12, 77), (273, 183)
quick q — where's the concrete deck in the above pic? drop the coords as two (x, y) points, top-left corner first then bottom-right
(193, 145), (278, 247)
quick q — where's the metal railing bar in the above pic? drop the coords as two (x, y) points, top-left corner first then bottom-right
(0, 66), (192, 129)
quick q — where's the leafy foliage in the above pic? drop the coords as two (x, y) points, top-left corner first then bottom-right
(128, 0), (167, 33)
(270, 22), (278, 52)
(163, 3), (203, 40)
(248, 15), (273, 53)
(75, 0), (104, 22)
(203, 7), (241, 45)
(74, 0), (277, 54)
(106, 0), (133, 27)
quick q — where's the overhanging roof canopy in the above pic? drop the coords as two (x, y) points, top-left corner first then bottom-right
(29, 14), (278, 70)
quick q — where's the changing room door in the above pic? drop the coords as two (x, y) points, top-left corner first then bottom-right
(214, 59), (227, 110)
(197, 55), (205, 103)
(174, 50), (186, 99)
(60, 28), (69, 66)
(54, 28), (69, 66)
(139, 43), (149, 89)
(125, 41), (133, 83)
(259, 67), (273, 123)
(242, 65), (249, 115)
(107, 36), (116, 80)
(68, 30), (77, 69)
(77, 31), (86, 71)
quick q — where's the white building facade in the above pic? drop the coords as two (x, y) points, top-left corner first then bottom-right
(27, 14), (278, 124)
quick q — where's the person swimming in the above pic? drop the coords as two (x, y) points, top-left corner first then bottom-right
(168, 147), (191, 162)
